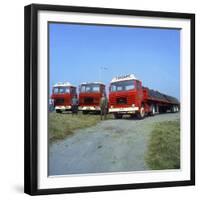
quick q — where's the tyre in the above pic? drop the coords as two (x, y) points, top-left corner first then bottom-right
(150, 104), (156, 116)
(171, 106), (176, 113)
(114, 113), (123, 119)
(137, 105), (145, 119)
(82, 110), (89, 115)
(56, 109), (62, 113)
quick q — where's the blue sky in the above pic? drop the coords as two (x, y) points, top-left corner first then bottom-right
(49, 23), (180, 99)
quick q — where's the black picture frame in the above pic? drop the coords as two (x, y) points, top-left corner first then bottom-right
(24, 3), (195, 195)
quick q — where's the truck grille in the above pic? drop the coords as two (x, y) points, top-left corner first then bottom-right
(84, 97), (94, 104)
(55, 98), (64, 104)
(116, 97), (127, 104)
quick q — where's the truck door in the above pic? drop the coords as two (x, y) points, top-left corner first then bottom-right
(136, 80), (143, 106)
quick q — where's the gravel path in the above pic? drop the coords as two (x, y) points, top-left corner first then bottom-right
(49, 113), (180, 176)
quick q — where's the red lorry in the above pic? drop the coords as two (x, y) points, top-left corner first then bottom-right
(51, 82), (77, 113)
(79, 82), (106, 114)
(109, 74), (179, 119)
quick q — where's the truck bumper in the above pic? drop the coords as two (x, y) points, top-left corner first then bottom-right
(109, 107), (139, 113)
(79, 106), (100, 111)
(55, 105), (71, 110)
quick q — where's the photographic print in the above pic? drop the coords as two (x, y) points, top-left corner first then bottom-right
(24, 4), (195, 195)
(48, 23), (180, 175)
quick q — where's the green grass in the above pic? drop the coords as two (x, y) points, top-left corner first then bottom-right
(146, 120), (180, 170)
(48, 112), (113, 142)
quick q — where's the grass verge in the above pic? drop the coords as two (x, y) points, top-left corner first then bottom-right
(49, 112), (113, 142)
(146, 120), (180, 170)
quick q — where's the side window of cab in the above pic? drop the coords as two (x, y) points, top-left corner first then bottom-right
(71, 87), (76, 95)
(136, 81), (142, 90)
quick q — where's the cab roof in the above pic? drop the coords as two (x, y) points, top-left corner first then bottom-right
(53, 82), (76, 87)
(80, 82), (105, 86)
(111, 74), (138, 83)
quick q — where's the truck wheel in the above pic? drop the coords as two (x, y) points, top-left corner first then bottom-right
(137, 106), (145, 119)
(56, 110), (62, 114)
(150, 105), (155, 116)
(114, 113), (123, 119)
(171, 106), (176, 113)
(82, 111), (89, 115)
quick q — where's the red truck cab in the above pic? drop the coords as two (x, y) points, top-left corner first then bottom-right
(51, 82), (77, 113)
(109, 74), (143, 118)
(79, 82), (106, 114)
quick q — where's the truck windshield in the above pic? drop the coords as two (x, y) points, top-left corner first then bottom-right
(111, 80), (135, 92)
(80, 84), (100, 93)
(53, 87), (70, 94)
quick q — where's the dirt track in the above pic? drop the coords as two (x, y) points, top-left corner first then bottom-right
(49, 113), (180, 176)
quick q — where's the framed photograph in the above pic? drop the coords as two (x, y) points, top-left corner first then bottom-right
(24, 4), (195, 195)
